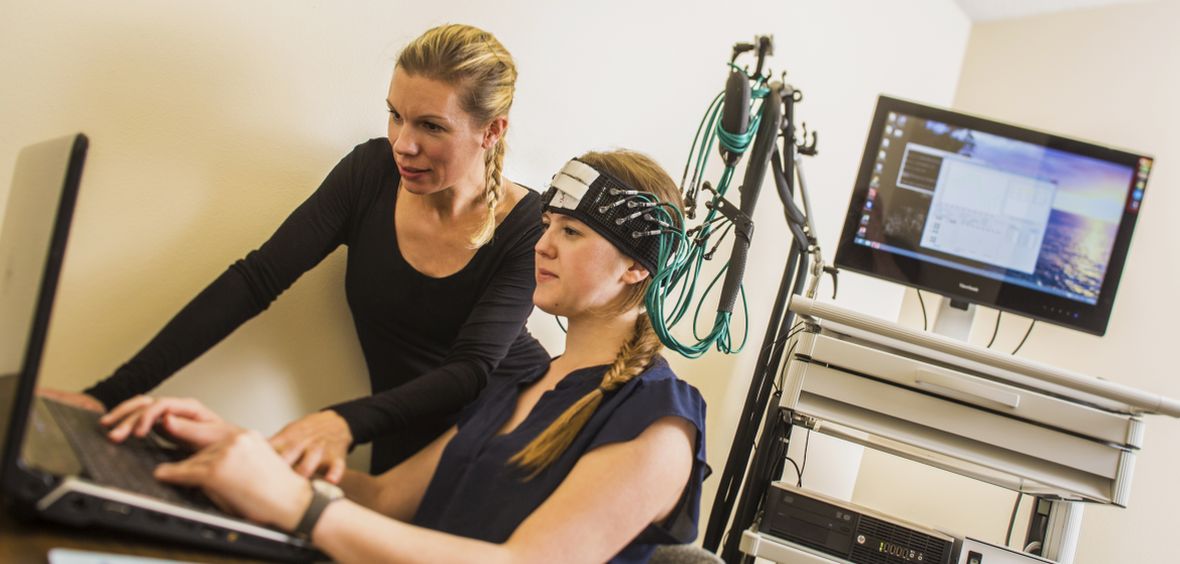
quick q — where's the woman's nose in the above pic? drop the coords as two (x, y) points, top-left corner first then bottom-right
(535, 229), (556, 258)
(390, 126), (418, 156)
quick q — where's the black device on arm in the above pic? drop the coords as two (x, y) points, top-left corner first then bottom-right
(698, 36), (833, 563)
(715, 82), (781, 316)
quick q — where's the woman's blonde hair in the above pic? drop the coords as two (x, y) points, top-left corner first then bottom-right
(509, 149), (682, 478)
(397, 23), (517, 248)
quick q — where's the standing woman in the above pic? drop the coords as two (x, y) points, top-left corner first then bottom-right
(48, 24), (549, 477)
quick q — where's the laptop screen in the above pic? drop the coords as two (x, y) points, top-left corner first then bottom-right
(0, 134), (87, 482)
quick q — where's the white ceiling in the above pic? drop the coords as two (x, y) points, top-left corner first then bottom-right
(953, 0), (1150, 22)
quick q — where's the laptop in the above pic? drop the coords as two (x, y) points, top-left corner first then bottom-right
(0, 134), (320, 561)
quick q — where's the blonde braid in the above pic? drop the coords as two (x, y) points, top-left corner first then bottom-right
(600, 314), (663, 393)
(471, 137), (506, 248)
(509, 314), (663, 478)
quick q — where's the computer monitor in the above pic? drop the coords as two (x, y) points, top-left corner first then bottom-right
(834, 96), (1151, 336)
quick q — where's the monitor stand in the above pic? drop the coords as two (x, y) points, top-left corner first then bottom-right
(930, 297), (975, 342)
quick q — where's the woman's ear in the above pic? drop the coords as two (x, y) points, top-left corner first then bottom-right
(482, 116), (508, 150)
(621, 260), (651, 285)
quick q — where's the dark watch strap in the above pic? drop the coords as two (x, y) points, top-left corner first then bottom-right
(294, 481), (339, 539)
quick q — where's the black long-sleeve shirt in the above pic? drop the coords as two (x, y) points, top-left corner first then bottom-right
(86, 138), (549, 471)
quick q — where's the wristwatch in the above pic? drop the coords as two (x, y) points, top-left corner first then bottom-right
(293, 478), (345, 539)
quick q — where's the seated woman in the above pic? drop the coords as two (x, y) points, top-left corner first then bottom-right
(110, 149), (709, 562)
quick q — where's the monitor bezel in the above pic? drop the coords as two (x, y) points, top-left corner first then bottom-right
(834, 96), (1149, 336)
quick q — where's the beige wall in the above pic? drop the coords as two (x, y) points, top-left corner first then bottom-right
(850, 2), (1180, 562)
(0, 0), (969, 542)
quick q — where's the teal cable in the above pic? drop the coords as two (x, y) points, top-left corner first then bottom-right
(652, 62), (771, 357)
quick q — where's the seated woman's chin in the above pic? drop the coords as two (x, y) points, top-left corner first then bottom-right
(534, 302), (566, 317)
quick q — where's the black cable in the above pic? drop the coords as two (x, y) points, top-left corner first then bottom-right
(704, 222), (735, 259)
(785, 457), (803, 486)
(1012, 320), (1036, 354)
(916, 289), (928, 331)
(761, 321), (804, 358)
(1006, 492), (1023, 546)
(772, 340), (800, 394)
(797, 429), (811, 487)
(987, 311), (1002, 348)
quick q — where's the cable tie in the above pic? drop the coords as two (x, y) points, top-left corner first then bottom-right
(598, 198), (631, 213)
(614, 210), (647, 225)
(632, 230), (662, 238)
(642, 213), (674, 228)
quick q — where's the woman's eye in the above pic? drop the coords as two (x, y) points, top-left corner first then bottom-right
(563, 226), (580, 236)
(388, 110), (402, 123)
(423, 122), (444, 132)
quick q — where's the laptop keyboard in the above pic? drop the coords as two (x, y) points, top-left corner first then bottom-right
(42, 399), (217, 511)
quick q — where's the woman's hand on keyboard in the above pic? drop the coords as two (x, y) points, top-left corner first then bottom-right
(269, 410), (352, 484)
(101, 396), (239, 449)
(154, 428), (312, 532)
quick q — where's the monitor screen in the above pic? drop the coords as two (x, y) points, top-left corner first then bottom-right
(834, 96), (1151, 335)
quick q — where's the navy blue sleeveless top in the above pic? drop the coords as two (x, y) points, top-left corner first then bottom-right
(412, 356), (709, 563)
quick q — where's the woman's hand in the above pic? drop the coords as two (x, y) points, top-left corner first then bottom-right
(269, 411), (353, 484)
(100, 396), (238, 449)
(37, 388), (105, 412)
(154, 429), (312, 532)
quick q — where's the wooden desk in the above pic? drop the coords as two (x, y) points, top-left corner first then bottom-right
(0, 508), (264, 563)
